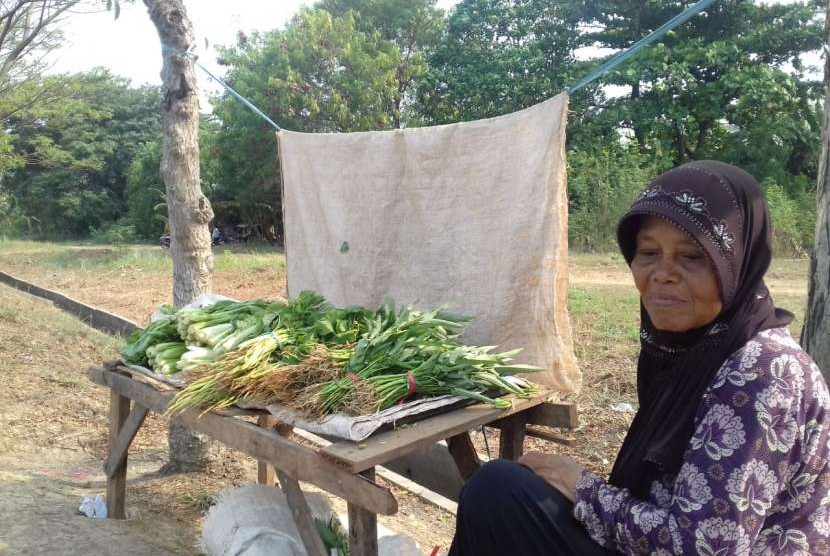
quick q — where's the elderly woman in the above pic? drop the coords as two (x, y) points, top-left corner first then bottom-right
(449, 161), (830, 555)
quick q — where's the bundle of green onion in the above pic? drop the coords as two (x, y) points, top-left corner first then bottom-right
(121, 293), (542, 418)
(309, 304), (540, 416)
(165, 299), (540, 417)
(120, 313), (179, 368)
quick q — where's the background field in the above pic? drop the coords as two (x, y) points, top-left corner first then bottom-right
(0, 240), (810, 553)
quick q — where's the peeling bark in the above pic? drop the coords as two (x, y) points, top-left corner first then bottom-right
(801, 0), (830, 379)
(145, 0), (213, 308)
(145, 0), (214, 471)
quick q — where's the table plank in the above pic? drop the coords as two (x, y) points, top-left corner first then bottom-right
(322, 394), (548, 473)
(526, 402), (577, 428)
(106, 390), (130, 519)
(88, 367), (398, 515)
(104, 403), (149, 479)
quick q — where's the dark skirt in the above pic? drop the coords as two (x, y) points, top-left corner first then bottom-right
(449, 459), (618, 556)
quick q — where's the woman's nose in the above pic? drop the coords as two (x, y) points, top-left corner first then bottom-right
(652, 257), (679, 282)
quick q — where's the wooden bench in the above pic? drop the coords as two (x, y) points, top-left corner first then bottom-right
(88, 362), (576, 556)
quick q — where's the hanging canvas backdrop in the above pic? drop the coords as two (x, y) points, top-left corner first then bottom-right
(277, 93), (579, 392)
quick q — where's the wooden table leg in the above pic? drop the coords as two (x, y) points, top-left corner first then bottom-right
(498, 414), (527, 460)
(275, 468), (328, 556)
(106, 390), (131, 519)
(104, 404), (149, 479)
(348, 468), (379, 556)
(271, 423), (328, 556)
(447, 432), (480, 479)
(257, 415), (277, 485)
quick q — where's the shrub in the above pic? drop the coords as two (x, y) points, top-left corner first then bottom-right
(89, 220), (139, 246)
(568, 144), (660, 251)
(762, 178), (815, 257)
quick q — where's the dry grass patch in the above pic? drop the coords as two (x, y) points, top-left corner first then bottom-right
(0, 241), (812, 494)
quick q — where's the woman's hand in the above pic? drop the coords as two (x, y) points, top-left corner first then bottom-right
(518, 452), (584, 502)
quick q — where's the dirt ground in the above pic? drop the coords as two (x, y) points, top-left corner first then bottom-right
(0, 243), (810, 555)
(0, 282), (457, 555)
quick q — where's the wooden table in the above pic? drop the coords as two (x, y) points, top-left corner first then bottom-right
(88, 362), (576, 556)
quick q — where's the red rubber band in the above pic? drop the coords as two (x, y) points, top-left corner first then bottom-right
(347, 372), (360, 383)
(398, 371), (418, 406)
(405, 371), (417, 400)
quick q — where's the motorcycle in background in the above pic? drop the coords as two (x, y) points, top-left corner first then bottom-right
(160, 230), (230, 249)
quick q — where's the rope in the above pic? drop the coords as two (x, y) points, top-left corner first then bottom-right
(480, 425), (492, 461)
(193, 59), (282, 131)
(157, 0), (720, 132)
(159, 44), (281, 131)
(566, 0), (720, 93)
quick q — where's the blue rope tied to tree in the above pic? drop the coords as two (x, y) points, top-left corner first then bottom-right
(193, 59), (282, 131)
(566, 0), (721, 93)
(159, 44), (281, 131)
(163, 0), (720, 130)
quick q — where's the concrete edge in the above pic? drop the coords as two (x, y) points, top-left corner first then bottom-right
(0, 270), (461, 515)
(0, 270), (140, 336)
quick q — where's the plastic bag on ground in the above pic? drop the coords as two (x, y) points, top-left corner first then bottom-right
(201, 484), (420, 556)
(78, 494), (108, 518)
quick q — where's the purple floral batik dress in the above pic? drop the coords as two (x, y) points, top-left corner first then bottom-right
(574, 327), (830, 555)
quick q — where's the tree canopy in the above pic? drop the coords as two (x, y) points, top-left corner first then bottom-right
(2, 71), (161, 236)
(0, 0), (823, 254)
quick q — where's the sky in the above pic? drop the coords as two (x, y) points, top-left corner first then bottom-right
(48, 0), (461, 108)
(47, 0), (821, 111)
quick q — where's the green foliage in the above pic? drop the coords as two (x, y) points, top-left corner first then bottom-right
(89, 219), (139, 245)
(0, 190), (28, 236)
(574, 0), (823, 182)
(568, 143), (661, 251)
(762, 178), (816, 257)
(317, 0), (445, 127)
(1, 70), (162, 238)
(417, 0), (584, 124)
(210, 7), (411, 232)
(0, 0), (822, 256)
(314, 516), (350, 555)
(126, 140), (166, 239)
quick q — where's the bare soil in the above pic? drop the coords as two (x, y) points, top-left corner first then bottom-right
(0, 282), (455, 555)
(0, 243), (809, 555)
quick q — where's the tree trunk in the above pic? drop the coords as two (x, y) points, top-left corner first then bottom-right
(145, 0), (216, 472)
(672, 118), (687, 165)
(802, 0), (830, 379)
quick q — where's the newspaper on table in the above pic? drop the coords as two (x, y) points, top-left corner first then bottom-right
(124, 363), (468, 442)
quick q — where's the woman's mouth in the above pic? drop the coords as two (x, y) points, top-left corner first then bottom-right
(647, 293), (687, 308)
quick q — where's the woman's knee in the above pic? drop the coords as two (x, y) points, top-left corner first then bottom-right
(459, 459), (529, 507)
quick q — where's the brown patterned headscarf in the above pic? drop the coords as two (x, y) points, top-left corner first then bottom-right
(610, 160), (792, 499)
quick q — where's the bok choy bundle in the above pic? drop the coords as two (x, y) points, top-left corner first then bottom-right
(121, 293), (542, 416)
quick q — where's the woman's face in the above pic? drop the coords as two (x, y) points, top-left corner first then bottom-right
(631, 216), (723, 332)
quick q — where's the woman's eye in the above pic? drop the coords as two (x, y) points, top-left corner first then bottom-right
(681, 252), (703, 261)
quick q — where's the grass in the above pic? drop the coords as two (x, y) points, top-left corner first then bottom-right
(0, 305), (18, 322)
(569, 286), (641, 344)
(0, 238), (70, 256)
(568, 285), (641, 404)
(0, 238), (810, 407)
(0, 238), (286, 273)
(0, 284), (206, 554)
